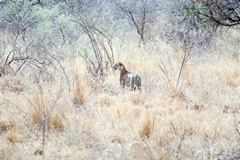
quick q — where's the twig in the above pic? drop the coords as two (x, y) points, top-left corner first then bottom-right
(176, 131), (185, 159)
(233, 112), (240, 135)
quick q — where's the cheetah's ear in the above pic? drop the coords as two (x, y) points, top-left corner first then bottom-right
(119, 62), (122, 66)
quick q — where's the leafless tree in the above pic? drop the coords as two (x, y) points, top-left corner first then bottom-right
(158, 0), (213, 95)
(112, 0), (159, 46)
(62, 0), (116, 78)
(0, 0), (70, 89)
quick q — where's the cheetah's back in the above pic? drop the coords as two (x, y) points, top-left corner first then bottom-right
(129, 73), (141, 91)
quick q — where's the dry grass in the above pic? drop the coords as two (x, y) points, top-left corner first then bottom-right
(0, 75), (24, 92)
(25, 86), (65, 131)
(0, 121), (14, 134)
(5, 131), (18, 143)
(0, 30), (240, 159)
(73, 81), (85, 106)
(139, 119), (152, 139)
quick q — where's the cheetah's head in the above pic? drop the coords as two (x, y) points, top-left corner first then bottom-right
(113, 62), (124, 71)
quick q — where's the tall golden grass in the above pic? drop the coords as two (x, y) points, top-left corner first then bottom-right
(0, 30), (240, 159)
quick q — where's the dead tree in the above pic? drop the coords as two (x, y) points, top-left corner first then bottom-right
(112, 0), (158, 46)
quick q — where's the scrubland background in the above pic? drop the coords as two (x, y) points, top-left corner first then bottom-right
(0, 0), (240, 159)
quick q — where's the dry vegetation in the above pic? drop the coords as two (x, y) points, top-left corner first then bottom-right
(0, 1), (240, 159)
(0, 30), (240, 159)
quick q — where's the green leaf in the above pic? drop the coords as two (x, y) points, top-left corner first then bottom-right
(202, 18), (210, 23)
(201, 6), (209, 10)
(209, 10), (213, 16)
(183, 5), (189, 11)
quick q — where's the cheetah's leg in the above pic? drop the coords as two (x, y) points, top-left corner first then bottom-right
(121, 83), (126, 90)
(130, 77), (135, 91)
(136, 80), (141, 92)
(120, 80), (125, 90)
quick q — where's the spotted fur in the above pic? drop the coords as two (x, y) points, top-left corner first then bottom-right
(113, 62), (141, 91)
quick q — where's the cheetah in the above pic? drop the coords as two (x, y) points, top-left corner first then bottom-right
(113, 62), (141, 91)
